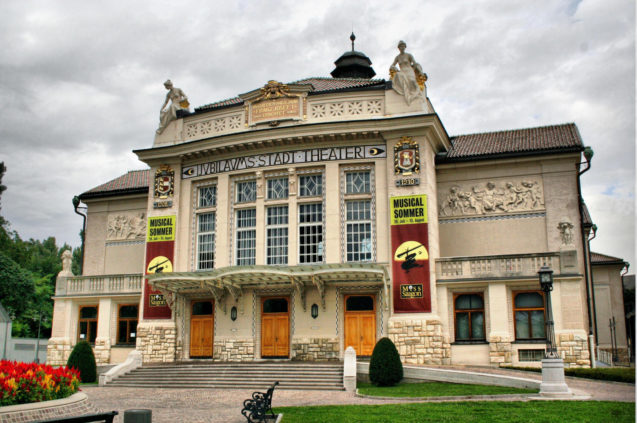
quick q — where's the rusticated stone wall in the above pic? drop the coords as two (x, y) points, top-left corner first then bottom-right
(489, 335), (513, 365)
(292, 338), (339, 361)
(46, 337), (72, 366)
(388, 319), (451, 365)
(557, 333), (590, 367)
(93, 337), (111, 365)
(212, 339), (255, 361)
(137, 323), (176, 363)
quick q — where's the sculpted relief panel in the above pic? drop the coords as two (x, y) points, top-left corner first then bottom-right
(438, 179), (544, 217)
(107, 212), (147, 240)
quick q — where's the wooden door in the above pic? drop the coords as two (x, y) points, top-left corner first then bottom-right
(344, 295), (376, 356)
(190, 300), (214, 358)
(261, 297), (289, 358)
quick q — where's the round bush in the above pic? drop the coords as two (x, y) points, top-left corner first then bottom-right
(369, 337), (403, 386)
(66, 341), (97, 383)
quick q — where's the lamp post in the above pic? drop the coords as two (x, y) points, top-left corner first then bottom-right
(537, 265), (572, 397)
(33, 312), (43, 364)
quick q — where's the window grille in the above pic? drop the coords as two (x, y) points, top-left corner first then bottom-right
(266, 206), (288, 265)
(267, 178), (288, 200)
(299, 174), (322, 197)
(518, 349), (544, 362)
(197, 212), (215, 270)
(198, 186), (217, 208)
(237, 181), (256, 203)
(346, 171), (371, 194)
(236, 208), (256, 265)
(345, 200), (372, 262)
(299, 203), (323, 263)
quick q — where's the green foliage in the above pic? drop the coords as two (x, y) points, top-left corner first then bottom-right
(564, 367), (635, 383)
(0, 252), (36, 321)
(67, 341), (97, 383)
(369, 337), (403, 387)
(357, 381), (536, 397)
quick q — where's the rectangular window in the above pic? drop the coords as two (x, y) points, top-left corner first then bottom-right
(267, 178), (288, 200)
(78, 306), (98, 344)
(514, 291), (546, 340)
(197, 212), (215, 270)
(299, 174), (322, 197)
(198, 186), (217, 208)
(299, 203), (323, 263)
(117, 305), (138, 345)
(266, 206), (288, 265)
(236, 181), (256, 203)
(454, 293), (485, 341)
(518, 349), (544, 362)
(236, 208), (256, 265)
(346, 171), (371, 194)
(345, 200), (372, 262)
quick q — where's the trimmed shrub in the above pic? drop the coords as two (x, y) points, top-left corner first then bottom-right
(66, 341), (97, 383)
(369, 337), (403, 386)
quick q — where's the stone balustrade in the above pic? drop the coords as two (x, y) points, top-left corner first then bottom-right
(55, 273), (143, 296)
(436, 253), (562, 281)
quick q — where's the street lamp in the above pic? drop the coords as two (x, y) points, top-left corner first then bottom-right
(538, 265), (558, 359)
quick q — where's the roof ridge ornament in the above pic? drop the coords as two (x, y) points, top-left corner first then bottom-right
(255, 80), (297, 102)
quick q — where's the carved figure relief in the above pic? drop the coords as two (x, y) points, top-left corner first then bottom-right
(107, 212), (147, 240)
(557, 219), (575, 247)
(389, 40), (427, 106)
(439, 179), (544, 217)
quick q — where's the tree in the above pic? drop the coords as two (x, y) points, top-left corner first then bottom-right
(0, 162), (6, 210)
(369, 337), (404, 387)
(67, 341), (97, 383)
(0, 252), (36, 323)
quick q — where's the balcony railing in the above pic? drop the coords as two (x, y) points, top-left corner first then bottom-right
(436, 253), (560, 281)
(55, 274), (143, 296)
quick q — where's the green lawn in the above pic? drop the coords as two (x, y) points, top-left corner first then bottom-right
(275, 401), (635, 423)
(357, 382), (537, 397)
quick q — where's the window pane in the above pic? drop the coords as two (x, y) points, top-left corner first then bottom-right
(130, 321), (137, 341)
(515, 292), (544, 308)
(263, 298), (288, 313)
(530, 310), (546, 338)
(197, 212), (215, 270)
(456, 312), (470, 340)
(237, 181), (256, 203)
(267, 178), (288, 200)
(299, 175), (322, 197)
(79, 321), (88, 340)
(80, 307), (97, 319)
(198, 186), (217, 207)
(346, 171), (371, 194)
(515, 311), (530, 339)
(119, 305), (138, 318)
(456, 294), (483, 310)
(299, 203), (323, 264)
(193, 301), (213, 315)
(118, 321), (128, 343)
(346, 296), (374, 311)
(471, 312), (484, 339)
(88, 321), (97, 343)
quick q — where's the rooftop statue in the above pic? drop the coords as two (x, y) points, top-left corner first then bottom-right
(390, 41), (427, 106)
(156, 80), (190, 134)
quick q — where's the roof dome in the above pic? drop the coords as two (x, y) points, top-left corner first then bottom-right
(330, 33), (376, 79)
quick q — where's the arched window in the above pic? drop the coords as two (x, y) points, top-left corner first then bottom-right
(454, 294), (485, 341)
(513, 292), (546, 340)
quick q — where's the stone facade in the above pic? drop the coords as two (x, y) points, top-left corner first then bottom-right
(46, 337), (72, 366)
(557, 333), (590, 367)
(291, 338), (339, 361)
(213, 339), (255, 361)
(137, 323), (176, 363)
(489, 335), (513, 365)
(388, 319), (451, 365)
(93, 337), (111, 365)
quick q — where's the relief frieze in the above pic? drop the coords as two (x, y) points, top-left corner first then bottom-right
(438, 179), (544, 217)
(107, 212), (147, 240)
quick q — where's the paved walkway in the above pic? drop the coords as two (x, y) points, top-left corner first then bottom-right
(82, 368), (635, 423)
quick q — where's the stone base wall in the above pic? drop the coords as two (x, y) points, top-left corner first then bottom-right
(93, 337), (111, 365)
(489, 335), (513, 365)
(46, 337), (72, 366)
(557, 333), (590, 367)
(292, 338), (339, 361)
(388, 319), (451, 365)
(213, 340), (255, 361)
(0, 393), (97, 423)
(137, 322), (176, 363)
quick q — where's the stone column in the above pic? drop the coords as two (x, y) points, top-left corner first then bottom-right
(487, 282), (512, 365)
(94, 297), (112, 365)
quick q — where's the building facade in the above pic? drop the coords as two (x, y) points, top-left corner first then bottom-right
(48, 43), (596, 368)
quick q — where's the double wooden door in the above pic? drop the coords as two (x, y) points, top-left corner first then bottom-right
(261, 297), (289, 358)
(344, 295), (376, 356)
(190, 300), (214, 358)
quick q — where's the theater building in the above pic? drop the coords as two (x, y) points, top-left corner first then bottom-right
(48, 40), (596, 368)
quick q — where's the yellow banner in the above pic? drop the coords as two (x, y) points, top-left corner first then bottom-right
(147, 215), (176, 242)
(390, 195), (428, 225)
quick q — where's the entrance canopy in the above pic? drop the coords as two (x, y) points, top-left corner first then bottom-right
(147, 263), (390, 312)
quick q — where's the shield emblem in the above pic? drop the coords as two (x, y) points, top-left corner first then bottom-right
(398, 149), (416, 172)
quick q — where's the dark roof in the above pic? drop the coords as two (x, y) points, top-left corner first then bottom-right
(195, 78), (386, 112)
(591, 252), (626, 265)
(439, 123), (584, 162)
(80, 169), (150, 200)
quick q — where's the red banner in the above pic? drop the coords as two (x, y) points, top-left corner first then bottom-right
(390, 195), (431, 313)
(142, 216), (175, 319)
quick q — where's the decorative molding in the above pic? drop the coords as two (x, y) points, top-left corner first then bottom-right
(438, 179), (545, 218)
(106, 212), (146, 240)
(439, 212), (545, 224)
(105, 240), (144, 247)
(185, 113), (243, 140)
(309, 99), (383, 120)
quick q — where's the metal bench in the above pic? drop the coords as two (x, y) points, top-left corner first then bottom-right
(34, 411), (118, 423)
(241, 381), (279, 423)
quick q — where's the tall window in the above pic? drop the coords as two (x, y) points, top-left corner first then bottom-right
(299, 203), (323, 263)
(345, 200), (372, 262)
(117, 305), (138, 345)
(454, 294), (485, 341)
(78, 306), (98, 344)
(197, 212), (215, 270)
(346, 171), (371, 194)
(266, 206), (288, 265)
(236, 208), (256, 265)
(514, 291), (546, 340)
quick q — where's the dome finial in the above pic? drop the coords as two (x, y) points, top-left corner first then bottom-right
(350, 32), (356, 51)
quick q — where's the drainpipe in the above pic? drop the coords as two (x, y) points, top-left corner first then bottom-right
(588, 224), (599, 341)
(621, 263), (631, 362)
(576, 146), (595, 367)
(72, 196), (87, 275)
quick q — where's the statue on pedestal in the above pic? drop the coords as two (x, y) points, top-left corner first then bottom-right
(156, 80), (190, 134)
(390, 41), (427, 106)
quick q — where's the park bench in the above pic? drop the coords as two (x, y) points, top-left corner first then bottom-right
(34, 411), (118, 423)
(241, 381), (279, 423)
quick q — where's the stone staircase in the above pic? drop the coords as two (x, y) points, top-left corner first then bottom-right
(105, 361), (345, 390)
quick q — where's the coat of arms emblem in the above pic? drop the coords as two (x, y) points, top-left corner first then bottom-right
(154, 165), (174, 199)
(394, 137), (420, 175)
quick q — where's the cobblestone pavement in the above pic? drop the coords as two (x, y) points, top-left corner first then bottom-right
(82, 368), (635, 423)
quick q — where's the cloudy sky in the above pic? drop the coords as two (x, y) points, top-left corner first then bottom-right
(0, 0), (634, 270)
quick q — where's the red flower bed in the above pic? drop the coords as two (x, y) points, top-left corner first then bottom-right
(0, 360), (80, 406)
